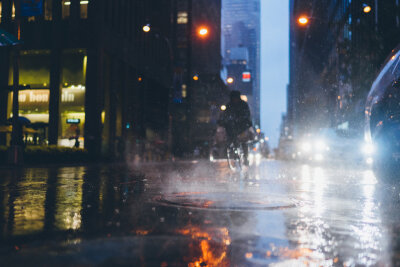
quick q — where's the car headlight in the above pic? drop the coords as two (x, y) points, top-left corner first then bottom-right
(315, 140), (326, 151)
(301, 142), (311, 152)
(362, 143), (375, 155)
(315, 154), (324, 161)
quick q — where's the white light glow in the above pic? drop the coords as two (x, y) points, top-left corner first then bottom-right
(363, 143), (375, 155)
(315, 140), (326, 151)
(314, 154), (324, 161)
(301, 142), (311, 152)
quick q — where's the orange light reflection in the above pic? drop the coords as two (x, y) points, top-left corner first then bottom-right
(178, 226), (231, 267)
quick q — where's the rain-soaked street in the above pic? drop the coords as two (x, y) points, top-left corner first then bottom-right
(1, 159), (400, 266)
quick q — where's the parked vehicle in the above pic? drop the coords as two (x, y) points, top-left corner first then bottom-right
(365, 45), (400, 174)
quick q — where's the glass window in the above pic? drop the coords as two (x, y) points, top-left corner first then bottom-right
(80, 0), (88, 19)
(62, 0), (70, 19)
(177, 11), (188, 24)
(12, 2), (15, 19)
(44, 0), (52, 21)
(59, 49), (87, 148)
(0, 2), (2, 23)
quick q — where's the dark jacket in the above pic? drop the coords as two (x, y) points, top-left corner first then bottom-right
(220, 99), (252, 139)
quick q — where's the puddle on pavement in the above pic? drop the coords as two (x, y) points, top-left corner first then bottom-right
(155, 192), (297, 211)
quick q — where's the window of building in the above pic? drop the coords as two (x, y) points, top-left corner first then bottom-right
(80, 0), (88, 19)
(0, 2), (2, 23)
(177, 11), (188, 24)
(62, 0), (70, 19)
(12, 2), (15, 19)
(59, 49), (87, 147)
(44, 0), (52, 21)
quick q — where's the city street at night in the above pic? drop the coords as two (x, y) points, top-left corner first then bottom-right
(1, 159), (399, 266)
(2, 0), (400, 266)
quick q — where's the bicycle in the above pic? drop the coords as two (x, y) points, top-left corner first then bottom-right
(226, 139), (246, 171)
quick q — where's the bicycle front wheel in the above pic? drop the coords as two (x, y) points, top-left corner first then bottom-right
(227, 145), (242, 171)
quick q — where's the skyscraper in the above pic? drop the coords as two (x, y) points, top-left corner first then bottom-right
(221, 0), (261, 126)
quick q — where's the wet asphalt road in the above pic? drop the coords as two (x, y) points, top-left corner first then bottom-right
(0, 159), (400, 266)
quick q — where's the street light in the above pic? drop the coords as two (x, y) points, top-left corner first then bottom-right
(198, 27), (209, 37)
(363, 4), (372, 13)
(227, 77), (234, 84)
(142, 24), (151, 33)
(298, 16), (309, 26)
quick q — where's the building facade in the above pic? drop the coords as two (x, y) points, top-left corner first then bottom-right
(221, 0), (261, 127)
(288, 0), (400, 137)
(171, 0), (228, 156)
(0, 0), (174, 158)
(0, 0), (227, 158)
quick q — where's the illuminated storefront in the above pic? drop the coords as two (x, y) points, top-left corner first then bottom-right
(6, 49), (87, 147)
(8, 86), (86, 146)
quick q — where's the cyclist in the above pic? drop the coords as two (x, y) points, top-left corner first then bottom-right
(219, 90), (253, 166)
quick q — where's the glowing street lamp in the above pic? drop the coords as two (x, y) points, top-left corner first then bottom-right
(220, 105), (226, 111)
(227, 77), (234, 84)
(363, 4), (372, 13)
(142, 24), (151, 33)
(198, 27), (209, 37)
(193, 75), (199, 81)
(298, 16), (309, 26)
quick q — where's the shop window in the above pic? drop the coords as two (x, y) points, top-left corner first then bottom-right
(177, 11), (188, 24)
(12, 2), (15, 19)
(59, 49), (87, 148)
(62, 0), (70, 19)
(80, 0), (88, 19)
(9, 50), (51, 88)
(44, 0), (52, 21)
(7, 50), (51, 131)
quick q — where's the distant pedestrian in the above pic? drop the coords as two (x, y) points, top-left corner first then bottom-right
(74, 127), (80, 148)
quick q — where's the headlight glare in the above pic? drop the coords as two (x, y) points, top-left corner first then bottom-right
(315, 140), (326, 151)
(363, 143), (375, 155)
(301, 142), (311, 152)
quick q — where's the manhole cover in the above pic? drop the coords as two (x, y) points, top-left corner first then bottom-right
(155, 192), (297, 211)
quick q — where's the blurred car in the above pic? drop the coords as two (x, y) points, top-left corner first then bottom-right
(365, 45), (400, 170)
(295, 131), (331, 163)
(295, 128), (367, 165)
(276, 136), (297, 160)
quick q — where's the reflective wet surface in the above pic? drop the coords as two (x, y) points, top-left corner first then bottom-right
(1, 160), (400, 266)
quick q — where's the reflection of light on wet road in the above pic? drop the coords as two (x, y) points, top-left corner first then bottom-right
(313, 167), (326, 217)
(288, 164), (386, 266)
(11, 170), (48, 235)
(55, 168), (84, 230)
(12, 183), (46, 235)
(177, 227), (230, 267)
(0, 161), (394, 266)
(349, 170), (383, 266)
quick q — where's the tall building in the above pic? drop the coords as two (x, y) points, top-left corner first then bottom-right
(221, 0), (261, 127)
(0, 0), (227, 158)
(288, 0), (400, 137)
(171, 0), (228, 156)
(0, 0), (175, 158)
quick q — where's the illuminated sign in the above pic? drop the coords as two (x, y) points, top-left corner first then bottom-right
(66, 119), (81, 124)
(11, 88), (85, 114)
(242, 72), (251, 82)
(21, 0), (43, 17)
